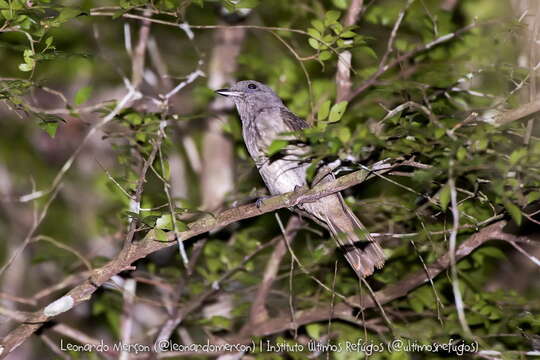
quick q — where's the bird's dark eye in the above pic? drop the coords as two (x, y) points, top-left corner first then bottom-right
(247, 83), (257, 90)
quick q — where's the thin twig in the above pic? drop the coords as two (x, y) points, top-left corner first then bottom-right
(448, 171), (473, 338)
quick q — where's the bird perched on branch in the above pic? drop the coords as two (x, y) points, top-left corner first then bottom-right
(216, 80), (385, 277)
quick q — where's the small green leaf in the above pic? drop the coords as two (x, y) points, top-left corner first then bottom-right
(509, 148), (527, 165)
(308, 38), (320, 50)
(306, 323), (321, 339)
(156, 214), (173, 230)
(457, 146), (467, 161)
(18, 63), (33, 72)
(55, 8), (82, 24)
(38, 121), (59, 138)
(434, 128), (446, 139)
(440, 183), (450, 211)
(359, 45), (377, 59)
(307, 28), (321, 39)
(340, 30), (357, 38)
(332, 0), (348, 9)
(311, 19), (325, 32)
(154, 229), (169, 242)
(74, 86), (92, 106)
(318, 50), (332, 61)
(317, 100), (331, 121)
(527, 191), (540, 204)
(45, 36), (54, 47)
(323, 34), (336, 43)
(267, 139), (288, 156)
(476, 138), (488, 151)
(503, 200), (522, 226)
(328, 101), (348, 123)
(23, 49), (33, 59)
(236, 0), (258, 8)
(330, 23), (343, 35)
(325, 10), (341, 25)
(124, 113), (142, 125)
(337, 126), (351, 143)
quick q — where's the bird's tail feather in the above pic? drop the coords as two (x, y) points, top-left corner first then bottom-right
(303, 194), (385, 278)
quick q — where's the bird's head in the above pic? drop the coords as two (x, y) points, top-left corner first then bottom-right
(215, 80), (283, 106)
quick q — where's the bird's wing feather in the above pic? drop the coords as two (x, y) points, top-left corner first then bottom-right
(280, 107), (310, 131)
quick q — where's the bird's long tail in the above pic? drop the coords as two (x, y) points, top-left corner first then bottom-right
(302, 194), (385, 278)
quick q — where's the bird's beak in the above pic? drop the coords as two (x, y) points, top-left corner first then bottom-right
(215, 88), (242, 97)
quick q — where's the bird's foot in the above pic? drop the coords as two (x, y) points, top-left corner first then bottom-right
(255, 196), (271, 209)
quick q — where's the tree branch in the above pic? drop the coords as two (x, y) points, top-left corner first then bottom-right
(335, 0), (364, 102)
(492, 97), (540, 126)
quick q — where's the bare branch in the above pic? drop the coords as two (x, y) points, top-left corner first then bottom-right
(336, 0), (364, 102)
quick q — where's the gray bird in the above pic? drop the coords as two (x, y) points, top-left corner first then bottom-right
(216, 80), (385, 277)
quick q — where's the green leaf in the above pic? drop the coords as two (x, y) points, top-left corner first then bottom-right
(192, 0), (204, 6)
(38, 121), (59, 138)
(332, 0), (348, 9)
(503, 200), (522, 226)
(509, 147), (527, 165)
(124, 113), (142, 125)
(359, 46), (377, 59)
(439, 183), (450, 211)
(308, 38), (320, 50)
(527, 191), (540, 204)
(18, 63), (33, 72)
(328, 101), (348, 123)
(340, 30), (357, 38)
(236, 0), (258, 8)
(306, 323), (321, 339)
(267, 139), (288, 156)
(330, 23), (343, 35)
(55, 8), (82, 24)
(318, 50), (332, 61)
(337, 126), (351, 143)
(45, 36), (54, 48)
(74, 86), (92, 106)
(317, 100), (331, 121)
(434, 127), (446, 139)
(307, 28), (321, 39)
(325, 10), (341, 25)
(154, 229), (169, 242)
(457, 146), (467, 161)
(156, 214), (173, 230)
(311, 19), (325, 32)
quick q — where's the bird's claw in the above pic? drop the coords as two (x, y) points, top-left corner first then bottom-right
(255, 196), (270, 209)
